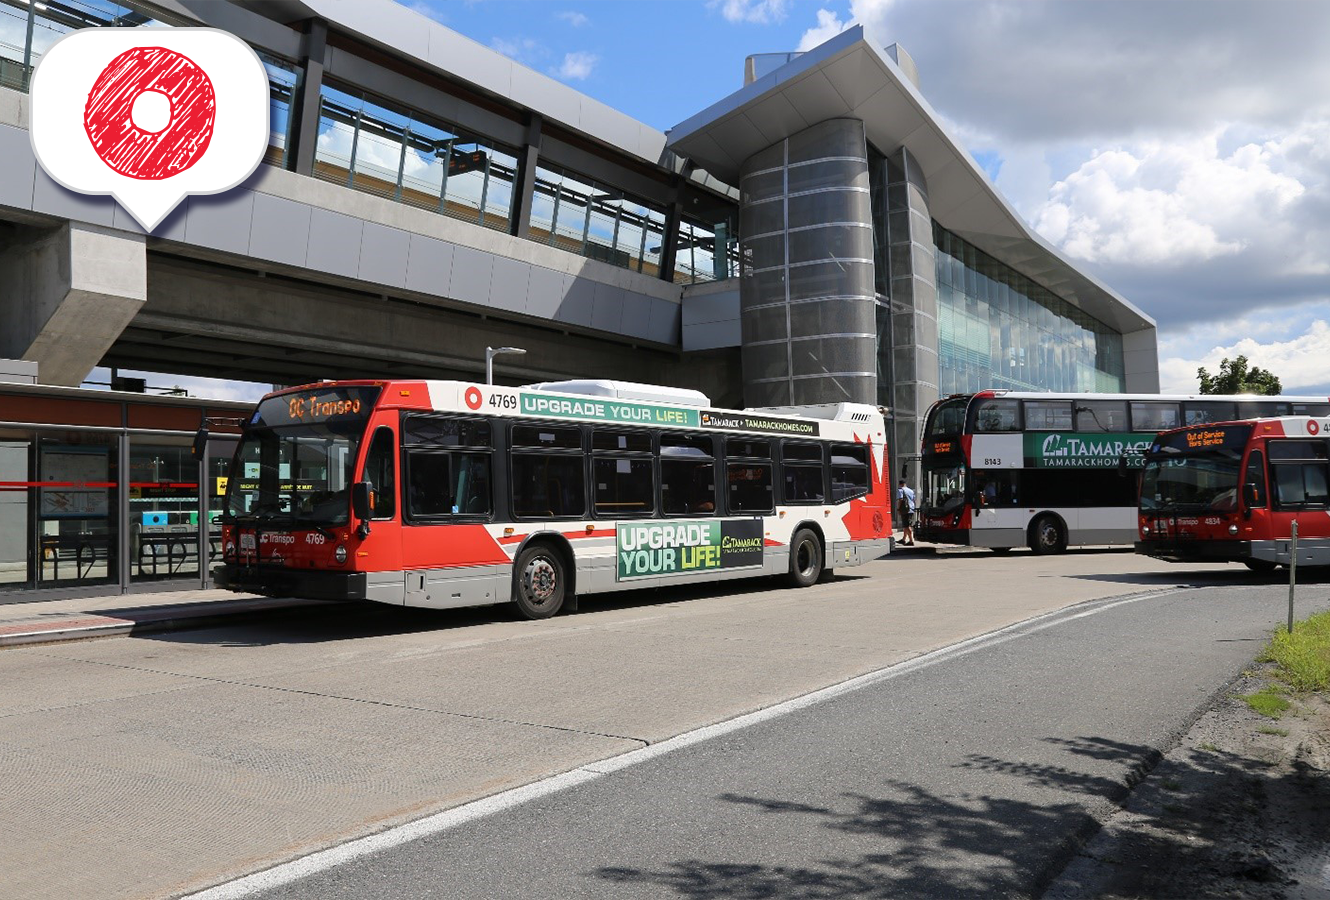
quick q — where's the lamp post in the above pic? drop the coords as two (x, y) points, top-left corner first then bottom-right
(485, 346), (526, 385)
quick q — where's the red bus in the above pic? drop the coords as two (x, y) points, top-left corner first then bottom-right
(1136, 416), (1330, 571)
(208, 378), (892, 617)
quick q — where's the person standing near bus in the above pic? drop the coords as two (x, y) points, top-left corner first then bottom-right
(897, 479), (916, 546)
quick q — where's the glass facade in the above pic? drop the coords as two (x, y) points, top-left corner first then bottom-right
(0, 0), (172, 92)
(314, 83), (518, 233)
(675, 215), (740, 285)
(529, 164), (667, 275)
(934, 224), (1125, 395)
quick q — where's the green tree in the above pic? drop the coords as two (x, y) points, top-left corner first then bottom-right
(1197, 355), (1282, 395)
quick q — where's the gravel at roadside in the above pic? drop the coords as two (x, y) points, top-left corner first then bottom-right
(1047, 665), (1330, 899)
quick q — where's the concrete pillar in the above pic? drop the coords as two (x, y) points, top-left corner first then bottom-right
(1122, 327), (1161, 393)
(288, 18), (328, 177)
(510, 112), (543, 240)
(0, 222), (146, 386)
(737, 118), (877, 406)
(884, 147), (939, 486)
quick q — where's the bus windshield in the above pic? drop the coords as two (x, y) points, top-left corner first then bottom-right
(1139, 424), (1251, 514)
(925, 397), (968, 439)
(225, 386), (380, 527)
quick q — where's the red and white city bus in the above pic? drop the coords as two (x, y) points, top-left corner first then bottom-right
(210, 379), (891, 617)
(917, 390), (1330, 553)
(1136, 416), (1330, 571)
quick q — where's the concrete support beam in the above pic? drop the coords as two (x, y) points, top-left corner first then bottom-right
(511, 113), (542, 240)
(0, 223), (146, 386)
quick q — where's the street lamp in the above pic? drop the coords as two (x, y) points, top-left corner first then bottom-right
(485, 346), (526, 385)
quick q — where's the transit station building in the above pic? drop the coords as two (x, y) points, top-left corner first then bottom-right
(0, 0), (1157, 600)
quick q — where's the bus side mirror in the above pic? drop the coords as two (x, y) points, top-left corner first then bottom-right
(191, 426), (209, 461)
(1243, 482), (1261, 513)
(352, 482), (374, 538)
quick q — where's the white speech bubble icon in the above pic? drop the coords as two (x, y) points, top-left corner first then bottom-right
(30, 28), (268, 233)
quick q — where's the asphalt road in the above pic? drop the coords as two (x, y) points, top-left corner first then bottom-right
(236, 583), (1330, 900)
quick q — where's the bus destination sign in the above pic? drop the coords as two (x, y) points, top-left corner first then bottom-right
(617, 518), (763, 580)
(1025, 432), (1154, 469)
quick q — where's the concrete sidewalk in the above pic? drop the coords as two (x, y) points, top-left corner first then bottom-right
(0, 588), (327, 648)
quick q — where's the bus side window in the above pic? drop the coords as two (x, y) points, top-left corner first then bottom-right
(830, 444), (870, 503)
(781, 442), (825, 504)
(1130, 401), (1180, 432)
(363, 427), (396, 520)
(660, 433), (716, 516)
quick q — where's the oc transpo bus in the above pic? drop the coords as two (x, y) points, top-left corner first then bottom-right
(916, 390), (1330, 554)
(210, 378), (892, 618)
(1136, 416), (1330, 571)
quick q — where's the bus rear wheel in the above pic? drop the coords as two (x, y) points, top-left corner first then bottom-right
(787, 528), (823, 588)
(1029, 515), (1067, 555)
(513, 544), (566, 619)
(1242, 558), (1277, 573)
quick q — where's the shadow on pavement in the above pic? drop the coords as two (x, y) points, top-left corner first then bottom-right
(592, 735), (1312, 899)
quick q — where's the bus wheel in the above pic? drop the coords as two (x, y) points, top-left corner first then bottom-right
(1243, 559), (1277, 573)
(513, 544), (566, 619)
(787, 529), (823, 588)
(1029, 515), (1067, 555)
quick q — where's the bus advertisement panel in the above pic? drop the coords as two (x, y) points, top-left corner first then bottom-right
(1137, 416), (1330, 571)
(917, 391), (1330, 554)
(212, 379), (891, 618)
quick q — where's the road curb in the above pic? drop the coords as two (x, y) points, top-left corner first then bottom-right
(0, 598), (331, 648)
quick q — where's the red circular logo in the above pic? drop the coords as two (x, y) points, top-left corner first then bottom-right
(84, 46), (216, 180)
(1309, 420), (1320, 435)
(464, 386), (483, 410)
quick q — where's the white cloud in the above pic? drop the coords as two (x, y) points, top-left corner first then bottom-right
(796, 9), (849, 51)
(490, 36), (544, 65)
(554, 50), (598, 81)
(1159, 320), (1330, 395)
(718, 0), (791, 25)
(557, 10), (589, 27)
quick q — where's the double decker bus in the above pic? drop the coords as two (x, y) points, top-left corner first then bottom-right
(1136, 416), (1330, 571)
(917, 391), (1330, 554)
(209, 379), (891, 618)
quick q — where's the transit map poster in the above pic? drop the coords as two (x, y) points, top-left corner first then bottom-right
(616, 518), (763, 580)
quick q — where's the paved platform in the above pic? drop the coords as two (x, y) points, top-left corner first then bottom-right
(0, 588), (322, 648)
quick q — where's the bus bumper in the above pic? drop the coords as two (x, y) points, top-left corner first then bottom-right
(214, 564), (368, 600)
(1134, 539), (1255, 564)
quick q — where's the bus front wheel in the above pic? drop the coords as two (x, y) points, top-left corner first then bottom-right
(1029, 515), (1067, 555)
(513, 544), (566, 619)
(787, 528), (823, 588)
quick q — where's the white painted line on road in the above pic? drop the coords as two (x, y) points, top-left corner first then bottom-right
(180, 587), (1185, 900)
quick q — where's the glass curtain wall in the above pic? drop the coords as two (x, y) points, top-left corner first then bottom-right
(128, 438), (199, 583)
(32, 433), (120, 590)
(675, 214), (739, 285)
(933, 224), (1125, 395)
(0, 0), (171, 92)
(529, 164), (666, 275)
(314, 83), (517, 233)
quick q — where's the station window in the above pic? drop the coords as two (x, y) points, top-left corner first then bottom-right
(314, 82), (517, 233)
(529, 163), (667, 276)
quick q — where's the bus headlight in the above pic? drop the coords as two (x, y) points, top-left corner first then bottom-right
(1228, 525), (1239, 535)
(334, 544), (348, 564)
(1141, 525), (1150, 535)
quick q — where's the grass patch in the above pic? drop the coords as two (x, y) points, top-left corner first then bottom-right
(1263, 609), (1330, 692)
(1257, 726), (1289, 737)
(1243, 687), (1291, 718)
(1198, 742), (1219, 753)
